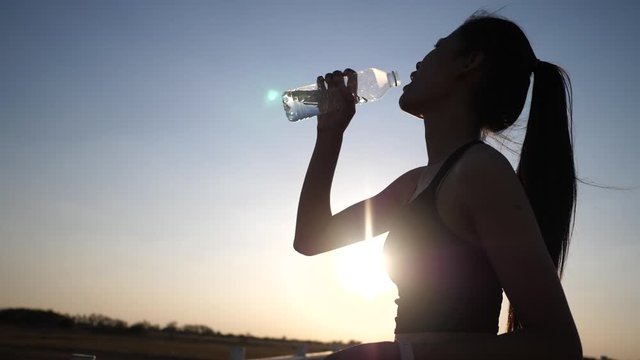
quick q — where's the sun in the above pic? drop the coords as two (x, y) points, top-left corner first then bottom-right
(332, 235), (396, 300)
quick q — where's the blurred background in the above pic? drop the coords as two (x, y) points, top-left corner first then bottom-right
(1, 0), (639, 359)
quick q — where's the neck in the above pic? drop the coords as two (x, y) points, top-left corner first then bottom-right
(423, 107), (481, 165)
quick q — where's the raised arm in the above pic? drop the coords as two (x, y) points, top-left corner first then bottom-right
(294, 134), (420, 255)
(293, 69), (420, 256)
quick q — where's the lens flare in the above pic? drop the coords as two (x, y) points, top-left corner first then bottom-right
(365, 199), (373, 239)
(265, 89), (280, 103)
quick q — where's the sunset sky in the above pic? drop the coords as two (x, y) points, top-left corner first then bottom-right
(1, 1), (639, 359)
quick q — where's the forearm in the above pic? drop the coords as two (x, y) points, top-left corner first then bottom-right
(293, 130), (344, 255)
(411, 328), (582, 360)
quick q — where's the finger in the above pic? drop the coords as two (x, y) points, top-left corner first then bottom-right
(344, 68), (358, 101)
(326, 70), (343, 89)
(317, 76), (326, 91)
(332, 70), (345, 88)
(325, 73), (335, 88)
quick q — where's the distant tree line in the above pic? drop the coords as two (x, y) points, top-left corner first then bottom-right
(0, 308), (358, 347)
(0, 308), (220, 336)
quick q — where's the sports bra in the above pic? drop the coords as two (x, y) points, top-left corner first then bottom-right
(383, 140), (503, 334)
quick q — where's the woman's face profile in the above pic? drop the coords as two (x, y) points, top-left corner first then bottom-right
(399, 30), (467, 119)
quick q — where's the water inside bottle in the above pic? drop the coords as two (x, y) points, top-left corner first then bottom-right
(282, 90), (321, 122)
(282, 88), (360, 122)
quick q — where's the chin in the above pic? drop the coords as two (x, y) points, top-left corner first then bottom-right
(399, 93), (423, 119)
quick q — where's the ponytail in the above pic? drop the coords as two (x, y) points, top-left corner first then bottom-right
(507, 61), (577, 332)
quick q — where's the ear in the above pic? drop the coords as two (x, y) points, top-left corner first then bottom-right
(457, 50), (484, 76)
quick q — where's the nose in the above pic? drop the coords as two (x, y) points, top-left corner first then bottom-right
(416, 62), (421, 70)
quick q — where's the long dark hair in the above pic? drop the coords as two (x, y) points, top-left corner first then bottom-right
(456, 13), (577, 333)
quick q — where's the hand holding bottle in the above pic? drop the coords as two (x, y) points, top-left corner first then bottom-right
(316, 69), (358, 134)
(282, 67), (400, 123)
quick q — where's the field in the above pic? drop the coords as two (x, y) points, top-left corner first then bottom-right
(0, 325), (340, 360)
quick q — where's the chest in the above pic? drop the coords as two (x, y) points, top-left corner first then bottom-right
(385, 188), (487, 293)
(408, 165), (477, 245)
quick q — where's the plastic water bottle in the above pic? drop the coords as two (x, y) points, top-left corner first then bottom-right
(282, 68), (401, 122)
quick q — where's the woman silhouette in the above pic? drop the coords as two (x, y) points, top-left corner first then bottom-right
(293, 12), (582, 360)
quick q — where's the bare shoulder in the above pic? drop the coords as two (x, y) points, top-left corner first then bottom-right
(441, 142), (515, 194)
(431, 143), (516, 242)
(456, 142), (522, 195)
(455, 142), (540, 247)
(460, 142), (515, 174)
(448, 142), (519, 195)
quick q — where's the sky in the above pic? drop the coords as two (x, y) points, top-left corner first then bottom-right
(1, 0), (639, 359)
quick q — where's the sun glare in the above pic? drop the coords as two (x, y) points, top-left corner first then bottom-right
(332, 236), (396, 300)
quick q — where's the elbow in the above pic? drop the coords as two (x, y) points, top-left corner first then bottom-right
(293, 235), (319, 256)
(293, 243), (316, 256)
(569, 334), (583, 360)
(575, 345), (583, 360)
(563, 342), (583, 360)
(550, 328), (583, 360)
(565, 322), (583, 360)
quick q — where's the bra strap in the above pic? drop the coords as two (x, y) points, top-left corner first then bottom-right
(429, 140), (484, 194)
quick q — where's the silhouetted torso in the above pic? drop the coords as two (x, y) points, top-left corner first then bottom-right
(384, 140), (502, 334)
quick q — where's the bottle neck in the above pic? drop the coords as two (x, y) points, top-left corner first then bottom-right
(387, 71), (400, 87)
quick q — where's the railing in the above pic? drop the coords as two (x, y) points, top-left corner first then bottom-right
(70, 355), (96, 360)
(232, 344), (334, 360)
(248, 351), (333, 360)
(234, 346), (615, 360)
